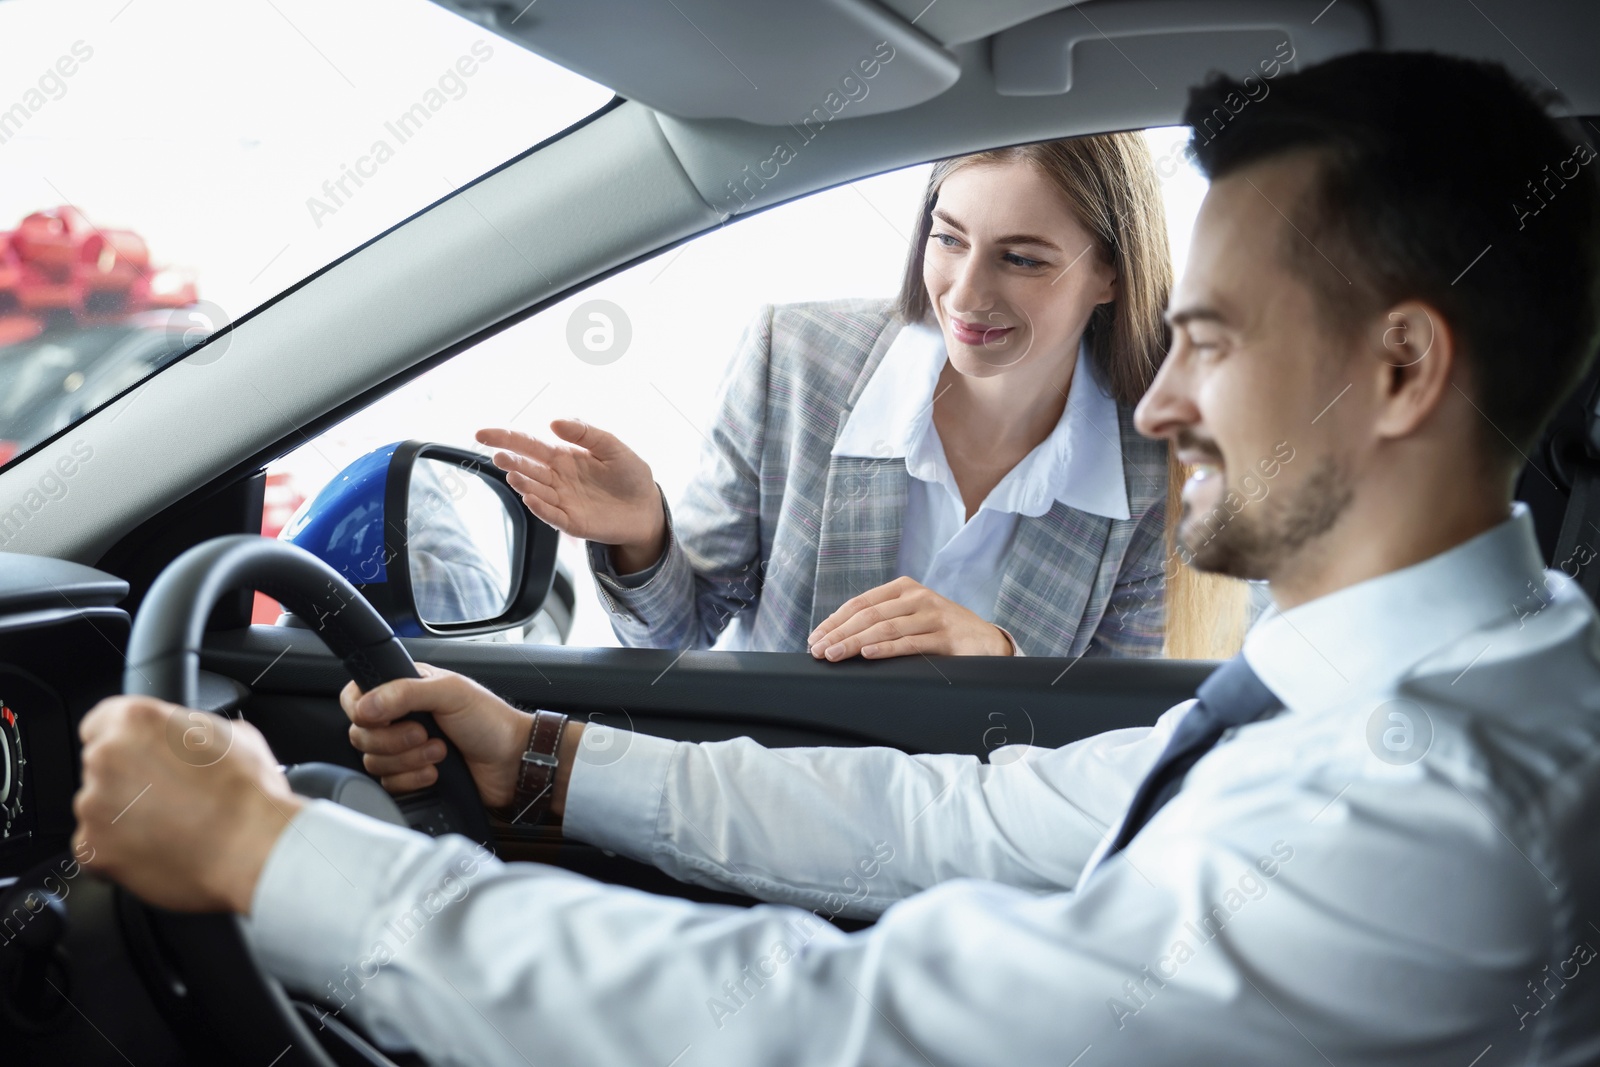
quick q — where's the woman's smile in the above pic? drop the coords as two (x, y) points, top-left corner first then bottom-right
(949, 317), (1016, 347)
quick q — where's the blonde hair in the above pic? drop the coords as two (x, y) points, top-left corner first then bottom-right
(896, 132), (1247, 658)
(895, 132), (1169, 408)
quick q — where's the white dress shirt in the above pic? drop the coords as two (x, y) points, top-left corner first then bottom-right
(245, 503), (1600, 1066)
(831, 321), (1128, 620)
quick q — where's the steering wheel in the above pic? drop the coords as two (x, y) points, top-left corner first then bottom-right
(115, 534), (494, 1066)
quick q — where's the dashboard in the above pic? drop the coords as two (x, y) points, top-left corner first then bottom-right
(0, 697), (23, 841)
(0, 554), (131, 878)
(0, 551), (320, 1067)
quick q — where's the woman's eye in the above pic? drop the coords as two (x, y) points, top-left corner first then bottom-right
(931, 233), (960, 249)
(1004, 252), (1044, 269)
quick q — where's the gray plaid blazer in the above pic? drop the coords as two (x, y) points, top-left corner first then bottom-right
(587, 299), (1169, 657)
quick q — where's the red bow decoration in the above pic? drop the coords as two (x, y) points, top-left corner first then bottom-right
(0, 206), (198, 348)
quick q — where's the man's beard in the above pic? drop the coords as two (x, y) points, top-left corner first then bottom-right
(1179, 454), (1353, 580)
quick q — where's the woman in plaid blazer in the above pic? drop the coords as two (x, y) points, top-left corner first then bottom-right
(481, 133), (1188, 659)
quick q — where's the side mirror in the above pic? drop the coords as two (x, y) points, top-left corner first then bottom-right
(280, 441), (557, 638)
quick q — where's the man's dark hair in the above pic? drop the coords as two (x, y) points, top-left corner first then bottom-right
(1184, 50), (1600, 460)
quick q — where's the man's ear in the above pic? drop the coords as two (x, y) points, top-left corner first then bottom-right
(1369, 300), (1456, 440)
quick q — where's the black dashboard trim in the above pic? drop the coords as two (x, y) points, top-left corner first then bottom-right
(0, 554), (127, 615)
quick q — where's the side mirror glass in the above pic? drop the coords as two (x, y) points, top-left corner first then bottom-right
(407, 456), (516, 626)
(281, 440), (557, 637)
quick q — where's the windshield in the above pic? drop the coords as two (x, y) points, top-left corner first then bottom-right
(0, 0), (612, 471)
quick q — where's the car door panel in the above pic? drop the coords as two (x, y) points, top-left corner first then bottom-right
(202, 625), (1208, 908)
(203, 625), (1208, 757)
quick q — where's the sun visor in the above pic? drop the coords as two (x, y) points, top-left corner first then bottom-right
(429, 0), (961, 125)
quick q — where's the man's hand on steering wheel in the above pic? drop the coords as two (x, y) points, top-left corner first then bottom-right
(341, 663), (547, 810)
(72, 696), (303, 914)
(72, 661), (563, 918)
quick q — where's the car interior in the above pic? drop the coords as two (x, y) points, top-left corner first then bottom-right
(1, 0), (1597, 1063)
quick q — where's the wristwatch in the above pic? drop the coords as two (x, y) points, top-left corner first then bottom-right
(495, 709), (570, 826)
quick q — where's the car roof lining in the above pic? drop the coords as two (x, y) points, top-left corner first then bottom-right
(1, 0), (1595, 567)
(429, 0), (1379, 125)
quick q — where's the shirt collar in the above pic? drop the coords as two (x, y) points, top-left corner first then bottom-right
(832, 320), (1130, 521)
(1242, 502), (1547, 715)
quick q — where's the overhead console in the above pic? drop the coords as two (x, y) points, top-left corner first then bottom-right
(992, 0), (1375, 96)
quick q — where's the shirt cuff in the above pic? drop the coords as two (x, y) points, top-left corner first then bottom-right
(996, 623), (1025, 657)
(560, 725), (678, 860)
(242, 799), (436, 993)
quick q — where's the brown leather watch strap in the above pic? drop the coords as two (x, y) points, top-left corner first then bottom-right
(497, 709), (569, 826)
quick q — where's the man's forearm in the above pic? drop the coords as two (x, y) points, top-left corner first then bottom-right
(558, 724), (1164, 916)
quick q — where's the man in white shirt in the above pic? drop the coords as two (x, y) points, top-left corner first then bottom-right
(71, 50), (1600, 1065)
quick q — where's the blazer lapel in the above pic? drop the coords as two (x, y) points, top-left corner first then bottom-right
(810, 456), (910, 629)
(993, 404), (1163, 656)
(993, 504), (1113, 657)
(808, 315), (913, 630)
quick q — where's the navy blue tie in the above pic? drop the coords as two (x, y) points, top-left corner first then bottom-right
(1103, 655), (1283, 857)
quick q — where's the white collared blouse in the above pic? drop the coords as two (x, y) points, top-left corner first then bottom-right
(831, 321), (1128, 622)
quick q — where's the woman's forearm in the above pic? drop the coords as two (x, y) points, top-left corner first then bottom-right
(608, 504), (668, 575)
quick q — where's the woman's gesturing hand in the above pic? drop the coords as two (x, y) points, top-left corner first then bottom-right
(477, 420), (666, 572)
(806, 577), (1016, 660)
(340, 663), (533, 807)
